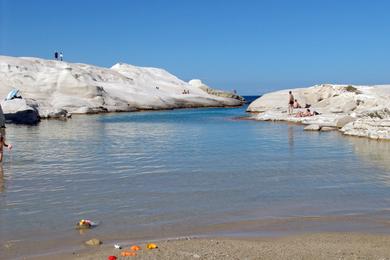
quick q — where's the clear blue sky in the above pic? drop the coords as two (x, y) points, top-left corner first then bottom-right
(1, 0), (390, 94)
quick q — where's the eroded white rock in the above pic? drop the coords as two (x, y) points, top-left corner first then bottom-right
(1, 99), (40, 124)
(341, 118), (390, 140)
(0, 56), (244, 123)
(249, 84), (390, 140)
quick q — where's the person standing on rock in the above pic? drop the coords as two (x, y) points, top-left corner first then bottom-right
(59, 52), (63, 61)
(288, 91), (294, 115)
(54, 52), (58, 60)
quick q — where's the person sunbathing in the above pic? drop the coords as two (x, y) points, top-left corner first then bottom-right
(295, 109), (314, 117)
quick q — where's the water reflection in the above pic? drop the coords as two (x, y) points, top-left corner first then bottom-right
(347, 137), (390, 183)
(288, 125), (294, 151)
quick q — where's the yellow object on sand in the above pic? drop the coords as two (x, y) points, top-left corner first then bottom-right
(130, 245), (141, 251)
(147, 243), (158, 249)
(76, 219), (91, 229)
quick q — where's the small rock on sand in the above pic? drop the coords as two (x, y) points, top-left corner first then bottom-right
(85, 238), (102, 246)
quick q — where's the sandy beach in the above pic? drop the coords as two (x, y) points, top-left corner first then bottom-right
(27, 233), (390, 260)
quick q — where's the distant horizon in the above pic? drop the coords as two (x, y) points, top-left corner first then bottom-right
(1, 0), (390, 95)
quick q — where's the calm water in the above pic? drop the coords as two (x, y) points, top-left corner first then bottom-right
(1, 105), (390, 258)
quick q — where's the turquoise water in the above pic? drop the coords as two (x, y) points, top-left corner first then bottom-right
(1, 105), (390, 258)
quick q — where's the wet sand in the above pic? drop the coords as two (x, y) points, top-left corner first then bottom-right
(31, 233), (390, 260)
(5, 214), (390, 259)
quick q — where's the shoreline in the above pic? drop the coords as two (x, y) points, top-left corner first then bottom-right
(25, 232), (390, 260)
(6, 212), (390, 259)
(242, 114), (390, 142)
(4, 101), (246, 125)
(72, 103), (245, 115)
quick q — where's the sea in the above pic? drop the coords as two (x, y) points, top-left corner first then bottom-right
(1, 96), (390, 259)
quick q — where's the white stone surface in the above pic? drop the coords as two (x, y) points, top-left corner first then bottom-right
(341, 119), (390, 140)
(248, 84), (390, 140)
(1, 99), (40, 124)
(0, 56), (244, 120)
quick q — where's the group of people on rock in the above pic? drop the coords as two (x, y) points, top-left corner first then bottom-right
(288, 91), (317, 117)
(182, 89), (190, 94)
(54, 51), (64, 61)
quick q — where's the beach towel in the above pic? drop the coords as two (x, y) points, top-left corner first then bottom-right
(5, 89), (20, 101)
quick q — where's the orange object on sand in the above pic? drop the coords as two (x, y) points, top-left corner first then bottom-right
(130, 245), (141, 251)
(147, 243), (158, 249)
(121, 251), (137, 256)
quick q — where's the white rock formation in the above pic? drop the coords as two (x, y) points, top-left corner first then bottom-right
(189, 79), (245, 101)
(248, 84), (390, 140)
(0, 56), (244, 122)
(1, 99), (40, 124)
(341, 118), (390, 139)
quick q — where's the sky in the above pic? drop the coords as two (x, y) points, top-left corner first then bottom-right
(1, 0), (390, 94)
